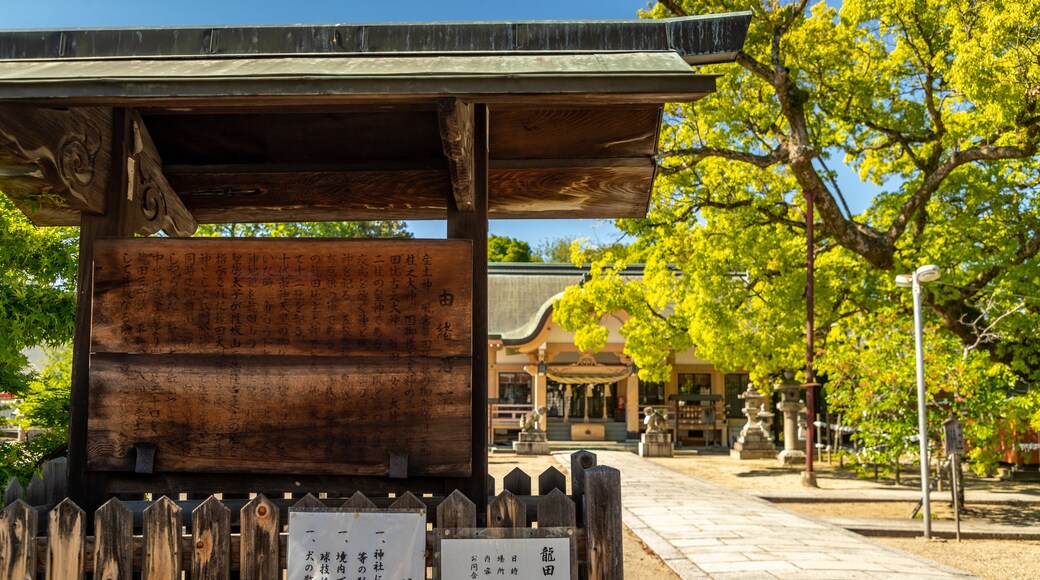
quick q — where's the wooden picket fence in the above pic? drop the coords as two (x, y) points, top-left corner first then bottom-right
(0, 451), (622, 579)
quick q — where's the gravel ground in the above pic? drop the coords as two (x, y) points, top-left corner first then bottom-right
(876, 538), (1040, 580)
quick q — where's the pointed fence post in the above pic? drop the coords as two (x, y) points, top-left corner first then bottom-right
(192, 496), (230, 580)
(389, 492), (427, 511)
(341, 492), (376, 510)
(1, 500), (38, 580)
(538, 467), (566, 495)
(3, 478), (22, 507)
(502, 468), (531, 496)
(570, 450), (597, 522)
(25, 474), (45, 506)
(437, 490), (476, 528)
(584, 466), (623, 580)
(241, 494), (280, 580)
(42, 458), (68, 506)
(46, 498), (86, 580)
(537, 489), (576, 528)
(487, 490), (526, 529)
(143, 496), (182, 580)
(94, 498), (133, 580)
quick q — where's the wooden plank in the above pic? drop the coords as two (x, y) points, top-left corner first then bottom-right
(571, 450), (597, 525)
(94, 498), (133, 580)
(436, 490), (475, 529)
(3, 478), (21, 507)
(0, 104), (111, 214)
(584, 466), (623, 580)
(90, 237), (473, 358)
(42, 457), (67, 506)
(437, 98), (475, 213)
(291, 494), (326, 509)
(389, 491), (426, 511)
(487, 490), (525, 529)
(191, 496), (230, 580)
(537, 488), (576, 528)
(24, 474), (44, 506)
(446, 103), (488, 522)
(124, 111), (197, 237)
(87, 354), (471, 477)
(502, 467), (531, 496)
(240, 494), (279, 580)
(490, 107), (659, 159)
(142, 496), (181, 580)
(538, 466), (567, 495)
(0, 500), (37, 580)
(46, 498), (86, 580)
(69, 108), (135, 513)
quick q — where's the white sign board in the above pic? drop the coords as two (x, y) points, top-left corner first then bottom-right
(288, 510), (425, 580)
(441, 537), (571, 580)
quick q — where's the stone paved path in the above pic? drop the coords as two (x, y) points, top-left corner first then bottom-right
(589, 451), (975, 579)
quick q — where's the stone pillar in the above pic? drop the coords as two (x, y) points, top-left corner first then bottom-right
(730, 383), (777, 459)
(776, 370), (807, 466)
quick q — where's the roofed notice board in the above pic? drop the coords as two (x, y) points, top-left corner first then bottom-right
(86, 238), (473, 477)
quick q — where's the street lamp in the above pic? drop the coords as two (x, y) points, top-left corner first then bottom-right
(895, 264), (941, 538)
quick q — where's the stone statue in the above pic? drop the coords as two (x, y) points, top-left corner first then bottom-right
(643, 406), (668, 434)
(519, 406), (548, 433)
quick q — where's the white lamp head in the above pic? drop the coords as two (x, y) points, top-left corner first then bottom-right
(895, 274), (913, 288)
(916, 264), (941, 283)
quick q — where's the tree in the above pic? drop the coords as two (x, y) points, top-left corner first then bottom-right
(488, 234), (540, 262)
(557, 0), (1040, 380)
(195, 220), (412, 239)
(0, 194), (78, 397)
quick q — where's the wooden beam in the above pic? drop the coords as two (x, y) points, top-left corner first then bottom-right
(0, 104), (111, 214)
(446, 104), (488, 522)
(125, 111), (198, 236)
(437, 98), (475, 213)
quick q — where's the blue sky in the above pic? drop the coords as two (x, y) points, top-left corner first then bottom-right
(3, 0), (872, 247)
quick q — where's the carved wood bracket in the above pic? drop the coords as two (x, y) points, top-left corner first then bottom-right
(126, 111), (198, 236)
(437, 98), (475, 213)
(0, 104), (112, 214)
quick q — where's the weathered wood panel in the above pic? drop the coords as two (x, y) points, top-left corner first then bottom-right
(91, 238), (473, 358)
(46, 498), (86, 580)
(87, 354), (471, 476)
(436, 490), (475, 529)
(487, 490), (525, 529)
(584, 466), (623, 580)
(191, 496), (230, 580)
(537, 489), (576, 528)
(240, 495), (279, 580)
(142, 496), (181, 580)
(94, 499), (133, 580)
(0, 500), (36, 580)
(490, 108), (659, 159)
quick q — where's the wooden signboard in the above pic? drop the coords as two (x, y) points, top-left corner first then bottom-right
(87, 238), (473, 478)
(91, 238), (472, 357)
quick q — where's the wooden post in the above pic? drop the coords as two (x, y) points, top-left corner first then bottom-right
(570, 450), (597, 523)
(240, 495), (279, 579)
(192, 496), (230, 580)
(0, 500), (37, 580)
(437, 489), (476, 529)
(584, 466), (623, 580)
(446, 102), (488, 522)
(68, 108), (134, 510)
(94, 499), (133, 580)
(46, 498), (86, 580)
(143, 496), (182, 580)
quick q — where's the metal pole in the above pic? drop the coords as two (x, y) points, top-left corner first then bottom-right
(912, 271), (932, 538)
(804, 188), (817, 486)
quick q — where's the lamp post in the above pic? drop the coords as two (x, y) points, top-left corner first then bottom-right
(895, 264), (941, 539)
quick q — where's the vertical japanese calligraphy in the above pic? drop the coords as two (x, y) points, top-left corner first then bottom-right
(86, 238), (474, 477)
(287, 510), (425, 580)
(91, 238), (472, 357)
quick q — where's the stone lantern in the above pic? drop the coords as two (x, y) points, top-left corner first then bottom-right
(776, 369), (807, 465)
(730, 383), (777, 459)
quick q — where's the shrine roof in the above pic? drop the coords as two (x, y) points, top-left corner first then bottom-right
(0, 14), (751, 226)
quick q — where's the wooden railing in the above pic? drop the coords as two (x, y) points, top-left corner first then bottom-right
(0, 451), (621, 579)
(489, 403), (534, 439)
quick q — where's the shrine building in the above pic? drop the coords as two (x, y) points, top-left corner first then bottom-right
(487, 262), (749, 448)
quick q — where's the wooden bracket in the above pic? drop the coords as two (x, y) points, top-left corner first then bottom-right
(388, 449), (409, 479)
(133, 443), (156, 474)
(125, 111), (198, 236)
(437, 97), (475, 213)
(0, 104), (112, 215)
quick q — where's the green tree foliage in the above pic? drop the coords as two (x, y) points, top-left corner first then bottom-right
(0, 194), (78, 397)
(488, 234), (540, 262)
(195, 220), (412, 239)
(555, 0), (1040, 461)
(0, 346), (71, 483)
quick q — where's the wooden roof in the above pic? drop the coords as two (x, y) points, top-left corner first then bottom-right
(0, 14), (751, 226)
